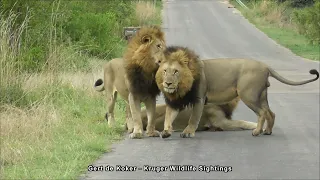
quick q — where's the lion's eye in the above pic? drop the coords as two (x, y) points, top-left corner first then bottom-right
(174, 70), (178, 74)
(164, 70), (166, 73)
(157, 44), (162, 49)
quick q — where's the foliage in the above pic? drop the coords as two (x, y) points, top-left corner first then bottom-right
(279, 0), (315, 8)
(230, 0), (319, 60)
(0, 0), (138, 72)
(243, 0), (315, 7)
(292, 1), (320, 45)
(1, 0), (162, 178)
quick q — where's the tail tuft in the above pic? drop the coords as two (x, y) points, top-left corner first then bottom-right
(94, 79), (103, 87)
(94, 79), (105, 92)
(309, 69), (319, 80)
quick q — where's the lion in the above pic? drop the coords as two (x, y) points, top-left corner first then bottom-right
(141, 97), (257, 132)
(94, 58), (257, 133)
(94, 58), (133, 129)
(155, 46), (319, 138)
(123, 25), (166, 139)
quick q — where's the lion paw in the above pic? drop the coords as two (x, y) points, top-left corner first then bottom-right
(180, 126), (196, 138)
(108, 120), (115, 127)
(160, 130), (172, 139)
(263, 129), (272, 135)
(180, 132), (195, 138)
(252, 128), (263, 136)
(146, 130), (160, 137)
(129, 132), (144, 139)
(127, 128), (134, 134)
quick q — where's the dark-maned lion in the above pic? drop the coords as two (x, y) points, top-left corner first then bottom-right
(155, 46), (319, 138)
(123, 25), (166, 139)
(94, 58), (257, 134)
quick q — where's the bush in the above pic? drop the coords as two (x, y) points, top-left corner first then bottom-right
(0, 0), (137, 72)
(65, 12), (121, 59)
(0, 10), (28, 107)
(293, 1), (320, 44)
(276, 0), (315, 7)
(242, 0), (315, 7)
(290, 0), (315, 7)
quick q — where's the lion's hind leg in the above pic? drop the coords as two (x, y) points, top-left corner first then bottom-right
(207, 106), (257, 131)
(213, 119), (257, 131)
(239, 90), (269, 136)
(106, 90), (117, 127)
(254, 87), (275, 135)
(262, 109), (275, 135)
(261, 91), (275, 135)
(241, 101), (266, 136)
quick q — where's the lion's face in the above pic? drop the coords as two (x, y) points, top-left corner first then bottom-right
(156, 60), (195, 100)
(141, 35), (166, 66)
(155, 47), (201, 101)
(124, 25), (166, 74)
(159, 61), (182, 93)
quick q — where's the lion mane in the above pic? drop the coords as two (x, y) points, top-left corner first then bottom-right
(156, 46), (203, 110)
(124, 25), (165, 99)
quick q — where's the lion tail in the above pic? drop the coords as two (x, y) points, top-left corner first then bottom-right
(94, 79), (105, 92)
(268, 68), (319, 86)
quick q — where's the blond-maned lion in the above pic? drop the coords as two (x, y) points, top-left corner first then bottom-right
(123, 25), (166, 139)
(141, 98), (257, 132)
(155, 46), (319, 138)
(94, 58), (257, 132)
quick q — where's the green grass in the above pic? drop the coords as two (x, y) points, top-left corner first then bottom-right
(230, 0), (320, 61)
(1, 0), (164, 179)
(1, 84), (127, 179)
(258, 24), (320, 60)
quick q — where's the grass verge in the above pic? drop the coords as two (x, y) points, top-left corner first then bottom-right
(1, 79), (127, 179)
(229, 0), (319, 61)
(1, 0), (162, 179)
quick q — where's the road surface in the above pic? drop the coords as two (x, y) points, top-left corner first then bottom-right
(82, 0), (320, 179)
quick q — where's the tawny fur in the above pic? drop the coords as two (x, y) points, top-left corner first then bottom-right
(123, 25), (166, 139)
(156, 45), (319, 138)
(141, 97), (257, 132)
(94, 58), (132, 128)
(94, 58), (257, 133)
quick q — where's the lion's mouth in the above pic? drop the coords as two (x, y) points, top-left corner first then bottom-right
(163, 87), (176, 93)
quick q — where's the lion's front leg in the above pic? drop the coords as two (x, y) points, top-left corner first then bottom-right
(181, 99), (205, 138)
(128, 93), (144, 139)
(161, 106), (179, 138)
(125, 103), (134, 133)
(144, 97), (160, 137)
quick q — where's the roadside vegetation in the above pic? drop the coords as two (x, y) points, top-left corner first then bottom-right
(230, 0), (320, 61)
(0, 0), (162, 179)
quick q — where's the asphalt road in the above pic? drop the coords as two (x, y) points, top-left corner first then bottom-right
(82, 0), (320, 179)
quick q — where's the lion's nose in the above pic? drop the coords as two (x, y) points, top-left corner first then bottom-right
(165, 82), (172, 86)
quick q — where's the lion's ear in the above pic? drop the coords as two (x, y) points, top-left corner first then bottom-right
(182, 59), (189, 66)
(180, 56), (190, 67)
(141, 35), (152, 44)
(174, 50), (189, 66)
